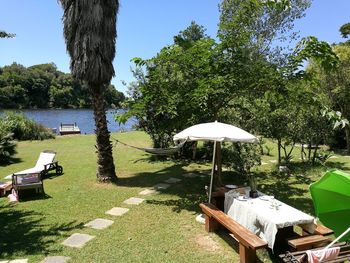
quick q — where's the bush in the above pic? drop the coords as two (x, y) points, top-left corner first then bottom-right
(0, 112), (55, 140)
(0, 132), (17, 164)
(222, 143), (261, 175)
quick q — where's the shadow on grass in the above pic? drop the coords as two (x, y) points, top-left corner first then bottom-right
(117, 157), (345, 217)
(0, 157), (22, 167)
(0, 203), (83, 259)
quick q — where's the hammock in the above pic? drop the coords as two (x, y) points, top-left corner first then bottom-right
(114, 139), (187, 156)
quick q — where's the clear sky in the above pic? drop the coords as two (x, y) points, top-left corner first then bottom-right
(0, 1), (349, 94)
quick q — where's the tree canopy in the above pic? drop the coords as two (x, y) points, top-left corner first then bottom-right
(0, 62), (125, 109)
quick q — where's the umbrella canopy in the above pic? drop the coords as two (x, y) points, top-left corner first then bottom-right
(309, 169), (350, 241)
(173, 121), (258, 203)
(173, 121), (258, 143)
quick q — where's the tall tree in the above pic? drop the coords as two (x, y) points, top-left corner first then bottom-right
(60, 0), (118, 182)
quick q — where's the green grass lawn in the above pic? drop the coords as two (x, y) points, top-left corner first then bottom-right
(1, 131), (350, 262)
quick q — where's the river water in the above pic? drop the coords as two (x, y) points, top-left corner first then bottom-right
(0, 109), (137, 134)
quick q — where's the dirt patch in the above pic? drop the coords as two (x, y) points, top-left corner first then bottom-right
(193, 233), (222, 252)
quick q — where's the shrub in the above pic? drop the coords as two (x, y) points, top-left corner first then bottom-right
(0, 112), (55, 140)
(0, 132), (17, 164)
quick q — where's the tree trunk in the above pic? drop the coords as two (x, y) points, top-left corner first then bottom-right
(277, 139), (281, 164)
(90, 84), (117, 182)
(345, 126), (350, 155)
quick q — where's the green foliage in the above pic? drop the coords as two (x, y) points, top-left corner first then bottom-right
(174, 21), (207, 49)
(292, 36), (339, 73)
(0, 132), (17, 164)
(0, 30), (15, 38)
(0, 112), (55, 141)
(308, 42), (350, 152)
(223, 142), (261, 190)
(0, 63), (125, 109)
(122, 26), (225, 147)
(223, 143), (261, 175)
(340, 22), (350, 38)
(316, 150), (333, 166)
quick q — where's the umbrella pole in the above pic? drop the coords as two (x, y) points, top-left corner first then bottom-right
(208, 141), (217, 203)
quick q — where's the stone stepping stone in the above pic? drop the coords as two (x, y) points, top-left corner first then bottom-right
(105, 207), (129, 216)
(62, 233), (95, 248)
(182, 173), (200, 178)
(123, 197), (144, 205)
(139, 189), (157, 195)
(40, 256), (71, 263)
(164, 177), (182, 184)
(84, 218), (114, 230)
(269, 160), (277, 163)
(152, 183), (170, 190)
(261, 162), (268, 165)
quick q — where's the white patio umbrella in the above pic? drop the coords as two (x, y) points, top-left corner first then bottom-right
(173, 121), (258, 203)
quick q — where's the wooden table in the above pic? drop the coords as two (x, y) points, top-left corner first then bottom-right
(224, 187), (315, 252)
(0, 182), (12, 197)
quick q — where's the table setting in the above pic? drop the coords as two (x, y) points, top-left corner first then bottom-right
(224, 187), (315, 249)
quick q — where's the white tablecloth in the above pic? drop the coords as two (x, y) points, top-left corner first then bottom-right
(224, 187), (315, 249)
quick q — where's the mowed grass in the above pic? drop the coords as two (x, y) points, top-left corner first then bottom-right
(0, 131), (238, 263)
(1, 132), (350, 262)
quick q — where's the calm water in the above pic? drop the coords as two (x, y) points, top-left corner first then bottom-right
(1, 109), (137, 134)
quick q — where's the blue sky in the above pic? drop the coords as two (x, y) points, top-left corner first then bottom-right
(0, 1), (349, 94)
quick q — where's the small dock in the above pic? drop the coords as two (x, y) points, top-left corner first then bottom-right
(59, 123), (81, 135)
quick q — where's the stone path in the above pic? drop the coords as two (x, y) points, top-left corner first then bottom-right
(84, 218), (114, 230)
(152, 183), (170, 190)
(164, 177), (182, 184)
(139, 188), (157, 195)
(40, 256), (71, 263)
(183, 172), (200, 178)
(4, 175), (185, 262)
(123, 197), (144, 205)
(62, 233), (95, 248)
(105, 207), (129, 216)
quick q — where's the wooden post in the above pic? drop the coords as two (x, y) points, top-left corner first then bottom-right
(204, 214), (218, 232)
(239, 243), (256, 263)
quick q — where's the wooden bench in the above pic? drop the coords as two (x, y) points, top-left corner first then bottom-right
(280, 242), (350, 263)
(199, 203), (268, 263)
(302, 224), (334, 236)
(288, 234), (330, 251)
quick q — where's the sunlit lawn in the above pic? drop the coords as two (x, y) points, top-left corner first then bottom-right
(1, 131), (349, 262)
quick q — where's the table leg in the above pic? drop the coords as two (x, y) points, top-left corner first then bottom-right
(273, 226), (296, 253)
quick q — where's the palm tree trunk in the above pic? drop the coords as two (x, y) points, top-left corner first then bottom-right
(90, 84), (117, 182)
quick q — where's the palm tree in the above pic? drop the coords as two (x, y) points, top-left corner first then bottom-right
(60, 0), (119, 182)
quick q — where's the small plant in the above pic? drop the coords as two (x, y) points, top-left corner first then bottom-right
(223, 142), (261, 192)
(316, 151), (333, 166)
(0, 132), (17, 164)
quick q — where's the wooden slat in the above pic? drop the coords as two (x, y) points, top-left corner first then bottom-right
(280, 243), (350, 263)
(288, 235), (330, 250)
(302, 224), (334, 236)
(199, 203), (267, 249)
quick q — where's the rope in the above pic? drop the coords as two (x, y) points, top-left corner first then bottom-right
(114, 139), (187, 156)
